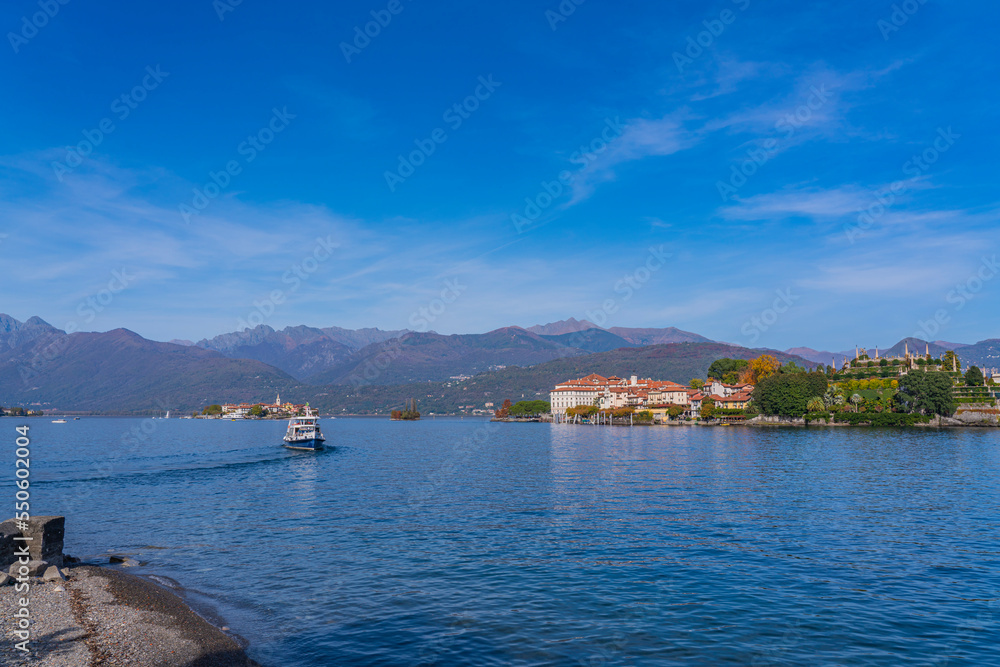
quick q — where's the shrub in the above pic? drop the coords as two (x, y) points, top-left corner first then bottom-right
(834, 412), (932, 427)
(509, 400), (551, 417)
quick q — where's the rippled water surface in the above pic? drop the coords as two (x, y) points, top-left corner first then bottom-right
(26, 418), (1000, 665)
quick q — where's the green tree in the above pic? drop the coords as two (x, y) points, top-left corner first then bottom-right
(667, 405), (684, 419)
(202, 404), (223, 415)
(249, 405), (267, 418)
(509, 400), (551, 417)
(634, 410), (654, 424)
(707, 358), (749, 381)
(779, 361), (808, 374)
(806, 397), (825, 412)
(895, 372), (957, 416)
(752, 372), (829, 417)
(690, 378), (705, 390)
(965, 366), (984, 386)
(941, 350), (961, 372)
(700, 397), (716, 420)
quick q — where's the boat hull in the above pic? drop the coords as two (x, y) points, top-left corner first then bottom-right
(282, 438), (326, 451)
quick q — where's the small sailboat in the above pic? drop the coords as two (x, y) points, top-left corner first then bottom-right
(52, 418), (67, 423)
(283, 407), (325, 451)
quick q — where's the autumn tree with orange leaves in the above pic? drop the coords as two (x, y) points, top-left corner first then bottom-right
(739, 354), (781, 384)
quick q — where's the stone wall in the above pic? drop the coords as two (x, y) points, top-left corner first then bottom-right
(0, 515), (65, 569)
(747, 415), (807, 426)
(953, 404), (1000, 426)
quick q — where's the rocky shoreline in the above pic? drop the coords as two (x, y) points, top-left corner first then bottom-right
(2, 517), (259, 666)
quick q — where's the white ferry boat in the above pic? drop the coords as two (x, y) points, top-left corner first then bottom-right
(283, 407), (326, 451)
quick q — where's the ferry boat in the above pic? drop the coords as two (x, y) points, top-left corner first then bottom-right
(282, 407), (326, 451)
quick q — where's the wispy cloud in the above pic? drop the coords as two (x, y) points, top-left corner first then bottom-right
(718, 184), (875, 221)
(567, 112), (701, 205)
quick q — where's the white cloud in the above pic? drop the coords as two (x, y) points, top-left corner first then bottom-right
(567, 113), (700, 205)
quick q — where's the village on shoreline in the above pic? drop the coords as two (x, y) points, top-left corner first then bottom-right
(494, 346), (1000, 428)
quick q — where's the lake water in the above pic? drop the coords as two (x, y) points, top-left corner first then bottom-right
(23, 417), (1000, 665)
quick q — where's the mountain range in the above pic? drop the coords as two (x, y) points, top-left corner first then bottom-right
(0, 314), (996, 413)
(192, 319), (714, 382)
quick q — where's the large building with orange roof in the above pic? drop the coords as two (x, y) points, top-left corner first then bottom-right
(550, 373), (755, 417)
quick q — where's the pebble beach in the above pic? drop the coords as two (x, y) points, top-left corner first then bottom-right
(1, 565), (259, 666)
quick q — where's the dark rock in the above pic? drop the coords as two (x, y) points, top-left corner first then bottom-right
(2, 516), (66, 567)
(9, 559), (49, 577)
(109, 555), (126, 564)
(0, 520), (18, 569)
(26, 516), (65, 567)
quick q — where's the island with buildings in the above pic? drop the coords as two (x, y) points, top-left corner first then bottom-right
(200, 393), (309, 419)
(543, 347), (1000, 427)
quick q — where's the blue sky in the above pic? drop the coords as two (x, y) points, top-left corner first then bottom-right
(1, 0), (998, 350)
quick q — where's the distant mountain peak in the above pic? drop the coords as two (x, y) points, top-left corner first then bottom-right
(0, 314), (63, 350)
(527, 318), (602, 336)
